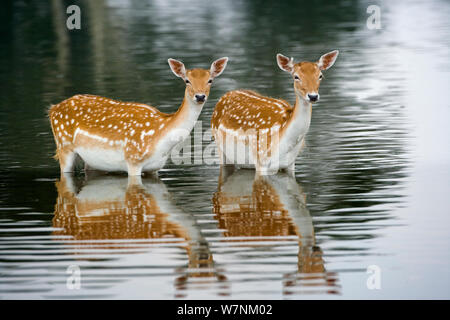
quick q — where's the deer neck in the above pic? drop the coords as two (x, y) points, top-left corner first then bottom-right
(280, 94), (312, 148)
(166, 92), (204, 141)
(163, 90), (203, 143)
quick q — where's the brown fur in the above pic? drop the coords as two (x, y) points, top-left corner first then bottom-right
(48, 58), (228, 173)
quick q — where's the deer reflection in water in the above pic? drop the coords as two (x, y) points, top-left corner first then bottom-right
(52, 169), (338, 297)
(213, 167), (339, 295)
(52, 173), (228, 298)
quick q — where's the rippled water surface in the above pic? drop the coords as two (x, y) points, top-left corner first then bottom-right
(0, 0), (449, 299)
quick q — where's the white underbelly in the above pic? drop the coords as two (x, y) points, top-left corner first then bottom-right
(141, 131), (189, 171)
(217, 134), (304, 170)
(75, 146), (128, 172)
(222, 138), (256, 167)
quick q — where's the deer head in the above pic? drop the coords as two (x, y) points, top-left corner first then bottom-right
(277, 50), (339, 103)
(168, 57), (228, 105)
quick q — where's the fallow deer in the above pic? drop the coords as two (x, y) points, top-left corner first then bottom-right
(211, 51), (338, 174)
(49, 57), (228, 175)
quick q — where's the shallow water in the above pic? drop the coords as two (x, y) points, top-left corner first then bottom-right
(0, 0), (449, 299)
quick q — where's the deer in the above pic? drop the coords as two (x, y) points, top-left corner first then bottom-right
(211, 51), (339, 174)
(48, 57), (228, 176)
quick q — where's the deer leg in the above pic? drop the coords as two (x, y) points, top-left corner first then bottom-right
(127, 162), (142, 176)
(57, 149), (76, 173)
(127, 175), (143, 188)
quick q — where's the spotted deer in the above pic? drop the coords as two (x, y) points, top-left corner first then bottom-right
(211, 51), (338, 174)
(49, 57), (228, 175)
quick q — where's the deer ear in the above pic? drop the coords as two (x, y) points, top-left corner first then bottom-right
(168, 58), (186, 79)
(277, 53), (294, 73)
(210, 57), (228, 79)
(317, 50), (339, 71)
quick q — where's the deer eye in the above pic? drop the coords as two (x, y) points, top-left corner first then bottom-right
(208, 79), (213, 84)
(319, 74), (323, 80)
(185, 79), (191, 84)
(294, 75), (300, 81)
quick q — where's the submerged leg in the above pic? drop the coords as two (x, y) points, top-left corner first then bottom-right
(57, 149), (76, 173)
(285, 162), (296, 178)
(127, 175), (143, 188)
(255, 165), (278, 176)
(127, 162), (142, 176)
(58, 172), (77, 194)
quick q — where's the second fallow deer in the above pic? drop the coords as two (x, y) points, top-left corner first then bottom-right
(211, 51), (338, 174)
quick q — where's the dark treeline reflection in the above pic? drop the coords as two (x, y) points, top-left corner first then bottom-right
(0, 0), (363, 108)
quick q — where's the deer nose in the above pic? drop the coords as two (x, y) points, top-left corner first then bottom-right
(307, 93), (319, 102)
(195, 94), (206, 103)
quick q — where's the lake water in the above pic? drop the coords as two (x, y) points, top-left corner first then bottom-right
(0, 0), (449, 299)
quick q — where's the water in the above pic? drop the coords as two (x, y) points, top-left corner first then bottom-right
(0, 0), (449, 299)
